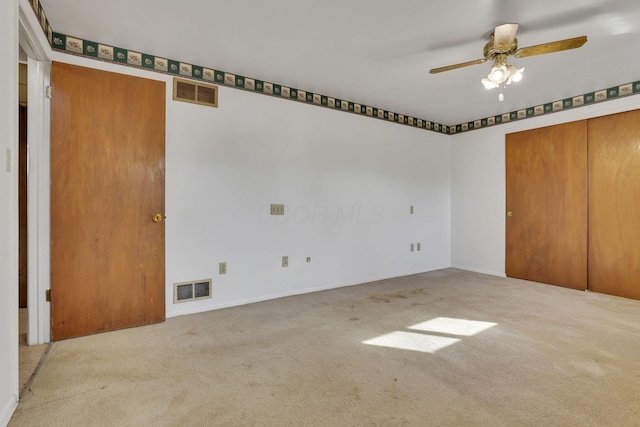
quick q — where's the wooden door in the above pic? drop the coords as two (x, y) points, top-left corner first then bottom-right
(588, 109), (640, 299)
(51, 62), (166, 340)
(505, 121), (588, 290)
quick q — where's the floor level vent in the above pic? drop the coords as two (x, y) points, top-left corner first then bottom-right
(174, 279), (212, 303)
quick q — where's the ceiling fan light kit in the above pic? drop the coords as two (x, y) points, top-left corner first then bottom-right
(481, 55), (525, 100)
(429, 23), (587, 102)
(481, 54), (525, 88)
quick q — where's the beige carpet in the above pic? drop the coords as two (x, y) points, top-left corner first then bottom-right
(9, 269), (640, 426)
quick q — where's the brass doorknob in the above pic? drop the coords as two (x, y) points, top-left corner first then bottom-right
(507, 211), (513, 217)
(152, 213), (164, 223)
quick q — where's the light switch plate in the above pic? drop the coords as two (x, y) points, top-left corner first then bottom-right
(219, 262), (227, 275)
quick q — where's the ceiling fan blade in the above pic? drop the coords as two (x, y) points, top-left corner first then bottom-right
(514, 36), (587, 58)
(493, 23), (519, 52)
(429, 58), (487, 74)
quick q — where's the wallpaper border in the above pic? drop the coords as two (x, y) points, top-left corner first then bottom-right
(450, 81), (640, 134)
(27, 0), (53, 47)
(49, 32), (451, 135)
(27, 1), (640, 135)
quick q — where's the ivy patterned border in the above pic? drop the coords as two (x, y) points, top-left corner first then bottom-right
(28, 1), (640, 135)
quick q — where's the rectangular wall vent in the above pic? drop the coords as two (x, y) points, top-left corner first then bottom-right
(173, 78), (218, 108)
(173, 279), (212, 303)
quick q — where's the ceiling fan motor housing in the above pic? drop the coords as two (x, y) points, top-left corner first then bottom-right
(484, 36), (519, 60)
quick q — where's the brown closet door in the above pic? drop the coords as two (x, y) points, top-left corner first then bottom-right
(506, 121), (588, 289)
(51, 62), (166, 340)
(588, 109), (640, 299)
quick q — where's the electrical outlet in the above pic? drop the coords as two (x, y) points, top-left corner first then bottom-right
(270, 204), (285, 215)
(410, 243), (415, 252)
(282, 256), (288, 267)
(410, 205), (414, 214)
(417, 243), (421, 251)
(306, 257), (311, 263)
(219, 262), (227, 275)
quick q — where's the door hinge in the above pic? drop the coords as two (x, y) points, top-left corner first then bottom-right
(46, 289), (51, 302)
(46, 86), (52, 99)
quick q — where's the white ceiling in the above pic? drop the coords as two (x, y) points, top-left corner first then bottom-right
(40, 0), (640, 126)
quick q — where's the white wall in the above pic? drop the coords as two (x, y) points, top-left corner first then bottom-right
(451, 95), (640, 276)
(0, 0), (19, 425)
(52, 52), (452, 318)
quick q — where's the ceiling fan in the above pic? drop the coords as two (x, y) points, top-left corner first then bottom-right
(429, 24), (587, 100)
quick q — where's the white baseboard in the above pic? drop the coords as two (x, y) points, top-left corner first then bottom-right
(450, 265), (506, 277)
(167, 265), (451, 319)
(0, 395), (18, 427)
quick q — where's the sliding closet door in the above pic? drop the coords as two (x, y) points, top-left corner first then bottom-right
(588, 109), (640, 300)
(505, 121), (588, 290)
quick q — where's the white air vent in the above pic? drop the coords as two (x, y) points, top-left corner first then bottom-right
(173, 279), (212, 303)
(173, 78), (218, 108)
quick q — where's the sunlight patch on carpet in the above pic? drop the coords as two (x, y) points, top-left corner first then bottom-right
(363, 317), (497, 353)
(408, 317), (497, 336)
(362, 331), (460, 353)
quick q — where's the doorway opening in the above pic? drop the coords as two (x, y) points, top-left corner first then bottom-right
(18, 45), (48, 394)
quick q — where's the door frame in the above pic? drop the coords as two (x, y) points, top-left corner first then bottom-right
(19, 0), (53, 344)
